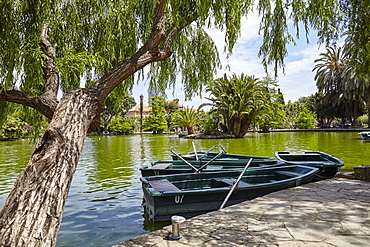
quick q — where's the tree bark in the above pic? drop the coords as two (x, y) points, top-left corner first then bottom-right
(229, 116), (251, 138)
(0, 88), (100, 246)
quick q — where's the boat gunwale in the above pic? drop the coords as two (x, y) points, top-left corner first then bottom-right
(140, 165), (319, 197)
(275, 151), (344, 167)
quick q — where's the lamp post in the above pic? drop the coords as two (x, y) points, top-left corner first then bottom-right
(140, 94), (144, 133)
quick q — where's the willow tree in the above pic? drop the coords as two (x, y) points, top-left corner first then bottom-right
(0, 0), (341, 246)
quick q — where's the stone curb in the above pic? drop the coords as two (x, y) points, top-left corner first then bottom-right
(114, 178), (370, 247)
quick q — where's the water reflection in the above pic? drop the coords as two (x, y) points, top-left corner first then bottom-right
(0, 132), (369, 246)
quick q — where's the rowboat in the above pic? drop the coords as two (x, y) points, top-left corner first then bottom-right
(141, 165), (319, 222)
(275, 151), (344, 179)
(171, 151), (275, 161)
(358, 132), (370, 140)
(140, 159), (286, 177)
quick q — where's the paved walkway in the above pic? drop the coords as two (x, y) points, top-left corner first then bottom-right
(114, 178), (370, 246)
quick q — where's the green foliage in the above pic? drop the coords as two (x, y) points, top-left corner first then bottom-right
(149, 96), (166, 114)
(143, 116), (167, 133)
(206, 73), (270, 137)
(313, 46), (345, 96)
(109, 117), (135, 134)
(253, 77), (287, 131)
(258, 0), (340, 76)
(341, 0), (370, 80)
(170, 107), (202, 135)
(165, 100), (179, 114)
(294, 108), (317, 129)
(20, 107), (49, 138)
(255, 105), (287, 132)
(303, 93), (340, 127)
(1, 0), (345, 108)
(0, 104), (48, 139)
(284, 101), (306, 128)
(0, 115), (26, 139)
(200, 110), (222, 135)
(144, 96), (167, 133)
(313, 45), (369, 124)
(100, 89), (136, 131)
(357, 115), (368, 127)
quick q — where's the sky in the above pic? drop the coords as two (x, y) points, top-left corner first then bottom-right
(132, 12), (327, 108)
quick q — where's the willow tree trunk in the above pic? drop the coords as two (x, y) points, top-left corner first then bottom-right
(0, 88), (100, 246)
(0, 2), (188, 245)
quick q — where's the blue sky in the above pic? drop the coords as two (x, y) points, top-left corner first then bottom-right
(133, 13), (327, 108)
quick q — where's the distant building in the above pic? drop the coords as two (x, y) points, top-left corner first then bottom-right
(126, 106), (152, 117)
(166, 98), (184, 112)
(126, 98), (185, 117)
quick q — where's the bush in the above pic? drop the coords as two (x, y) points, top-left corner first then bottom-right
(200, 119), (220, 135)
(294, 108), (316, 129)
(109, 117), (134, 134)
(0, 116), (26, 139)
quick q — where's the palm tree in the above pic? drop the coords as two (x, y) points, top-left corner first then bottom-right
(170, 107), (202, 135)
(313, 46), (363, 124)
(343, 63), (370, 127)
(206, 73), (268, 137)
(313, 46), (345, 94)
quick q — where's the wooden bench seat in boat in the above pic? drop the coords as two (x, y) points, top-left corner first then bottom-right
(204, 165), (223, 170)
(148, 179), (181, 193)
(151, 163), (172, 169)
(213, 177), (252, 187)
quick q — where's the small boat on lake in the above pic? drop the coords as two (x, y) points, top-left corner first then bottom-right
(275, 151), (344, 179)
(171, 151), (275, 161)
(141, 165), (319, 222)
(140, 159), (285, 177)
(358, 132), (370, 140)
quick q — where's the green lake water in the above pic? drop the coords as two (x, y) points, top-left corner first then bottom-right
(0, 132), (368, 246)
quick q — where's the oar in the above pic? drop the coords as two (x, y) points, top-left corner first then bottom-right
(195, 151), (226, 173)
(192, 141), (199, 161)
(199, 145), (216, 160)
(219, 158), (253, 209)
(218, 142), (227, 153)
(170, 150), (198, 171)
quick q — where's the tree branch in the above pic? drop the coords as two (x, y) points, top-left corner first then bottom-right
(0, 24), (60, 119)
(40, 23), (60, 99)
(0, 90), (57, 119)
(139, 0), (167, 52)
(90, 0), (198, 101)
(89, 0), (170, 99)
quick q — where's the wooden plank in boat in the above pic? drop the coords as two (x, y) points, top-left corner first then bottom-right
(181, 154), (195, 158)
(148, 179), (180, 193)
(151, 163), (172, 169)
(205, 165), (223, 170)
(213, 177), (252, 187)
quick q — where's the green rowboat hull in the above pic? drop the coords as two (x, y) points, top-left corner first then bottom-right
(275, 151), (344, 178)
(141, 165), (319, 222)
